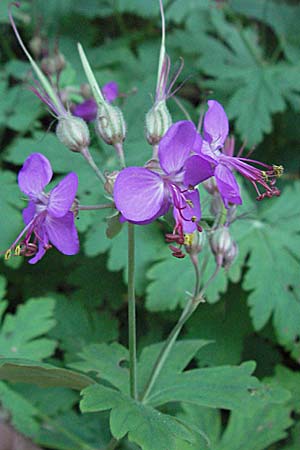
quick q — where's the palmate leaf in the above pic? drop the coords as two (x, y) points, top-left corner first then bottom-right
(80, 384), (196, 450)
(178, 401), (293, 450)
(0, 297), (57, 360)
(230, 182), (300, 350)
(196, 8), (300, 145)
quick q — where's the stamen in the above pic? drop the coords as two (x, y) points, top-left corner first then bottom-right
(14, 245), (21, 256)
(4, 249), (11, 260)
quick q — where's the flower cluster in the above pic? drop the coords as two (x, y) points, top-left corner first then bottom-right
(114, 99), (283, 258)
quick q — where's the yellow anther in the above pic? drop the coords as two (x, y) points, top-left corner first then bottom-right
(14, 245), (21, 256)
(273, 165), (284, 178)
(186, 200), (194, 208)
(4, 249), (11, 260)
(261, 170), (269, 182)
(191, 215), (197, 222)
(184, 233), (194, 246)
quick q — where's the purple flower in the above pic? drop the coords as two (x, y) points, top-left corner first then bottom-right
(6, 153), (79, 264)
(114, 121), (212, 242)
(73, 81), (119, 122)
(194, 100), (282, 207)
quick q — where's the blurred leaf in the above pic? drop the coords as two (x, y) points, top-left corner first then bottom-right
(185, 284), (253, 366)
(0, 297), (57, 360)
(266, 365), (300, 413)
(0, 359), (94, 390)
(231, 182), (300, 348)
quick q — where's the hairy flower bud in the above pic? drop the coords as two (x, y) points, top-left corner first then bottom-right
(185, 230), (206, 256)
(95, 103), (126, 146)
(203, 177), (218, 195)
(210, 226), (237, 268)
(56, 114), (90, 152)
(145, 100), (172, 145)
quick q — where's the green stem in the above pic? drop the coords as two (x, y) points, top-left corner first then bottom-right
(140, 256), (200, 403)
(104, 437), (119, 450)
(81, 147), (106, 184)
(128, 222), (137, 399)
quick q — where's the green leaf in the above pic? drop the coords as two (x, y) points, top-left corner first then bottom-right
(0, 359), (94, 390)
(0, 381), (39, 437)
(69, 343), (129, 394)
(0, 297), (57, 359)
(50, 295), (119, 359)
(230, 182), (300, 348)
(266, 365), (300, 413)
(0, 169), (25, 251)
(85, 222), (166, 295)
(80, 384), (195, 450)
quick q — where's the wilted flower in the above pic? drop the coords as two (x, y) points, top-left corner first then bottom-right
(114, 121), (212, 248)
(193, 100), (283, 207)
(5, 153), (79, 264)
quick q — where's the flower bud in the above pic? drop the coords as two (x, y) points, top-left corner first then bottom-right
(145, 100), (172, 145)
(56, 113), (90, 152)
(185, 230), (206, 256)
(29, 36), (43, 58)
(95, 103), (126, 146)
(203, 177), (218, 195)
(210, 226), (237, 268)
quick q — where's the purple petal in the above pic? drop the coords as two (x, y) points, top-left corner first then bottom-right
(158, 121), (197, 175)
(114, 167), (166, 222)
(73, 99), (98, 122)
(192, 132), (203, 154)
(18, 153), (53, 197)
(103, 81), (119, 103)
(48, 173), (78, 218)
(184, 155), (214, 187)
(215, 164), (242, 208)
(173, 189), (201, 233)
(45, 212), (79, 255)
(22, 201), (36, 225)
(203, 100), (229, 149)
(28, 224), (48, 264)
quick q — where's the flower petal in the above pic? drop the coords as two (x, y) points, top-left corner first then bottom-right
(45, 212), (79, 255)
(184, 155), (214, 187)
(103, 81), (119, 103)
(48, 173), (78, 218)
(158, 121), (197, 175)
(114, 167), (166, 222)
(18, 153), (53, 197)
(203, 100), (229, 149)
(215, 164), (242, 208)
(73, 99), (98, 122)
(22, 201), (36, 225)
(28, 224), (48, 264)
(173, 189), (201, 233)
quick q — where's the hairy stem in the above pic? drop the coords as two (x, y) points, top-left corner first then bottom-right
(140, 255), (201, 402)
(78, 203), (114, 211)
(128, 222), (138, 399)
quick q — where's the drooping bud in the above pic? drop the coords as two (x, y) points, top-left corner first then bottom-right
(145, 100), (172, 145)
(56, 113), (90, 152)
(29, 35), (43, 58)
(203, 177), (218, 195)
(95, 103), (126, 146)
(41, 52), (66, 76)
(210, 226), (237, 268)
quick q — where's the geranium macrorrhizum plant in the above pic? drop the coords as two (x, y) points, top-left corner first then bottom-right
(1, 1), (286, 449)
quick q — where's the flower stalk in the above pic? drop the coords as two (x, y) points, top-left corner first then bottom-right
(128, 222), (138, 399)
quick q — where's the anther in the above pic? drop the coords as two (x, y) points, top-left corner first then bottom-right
(4, 249), (11, 260)
(14, 245), (21, 256)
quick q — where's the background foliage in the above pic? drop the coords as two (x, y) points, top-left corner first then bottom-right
(0, 0), (300, 449)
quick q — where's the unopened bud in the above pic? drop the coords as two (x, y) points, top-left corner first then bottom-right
(56, 113), (90, 152)
(29, 36), (43, 58)
(41, 52), (66, 76)
(95, 103), (126, 146)
(145, 100), (172, 145)
(104, 171), (119, 195)
(210, 226), (237, 268)
(185, 230), (206, 256)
